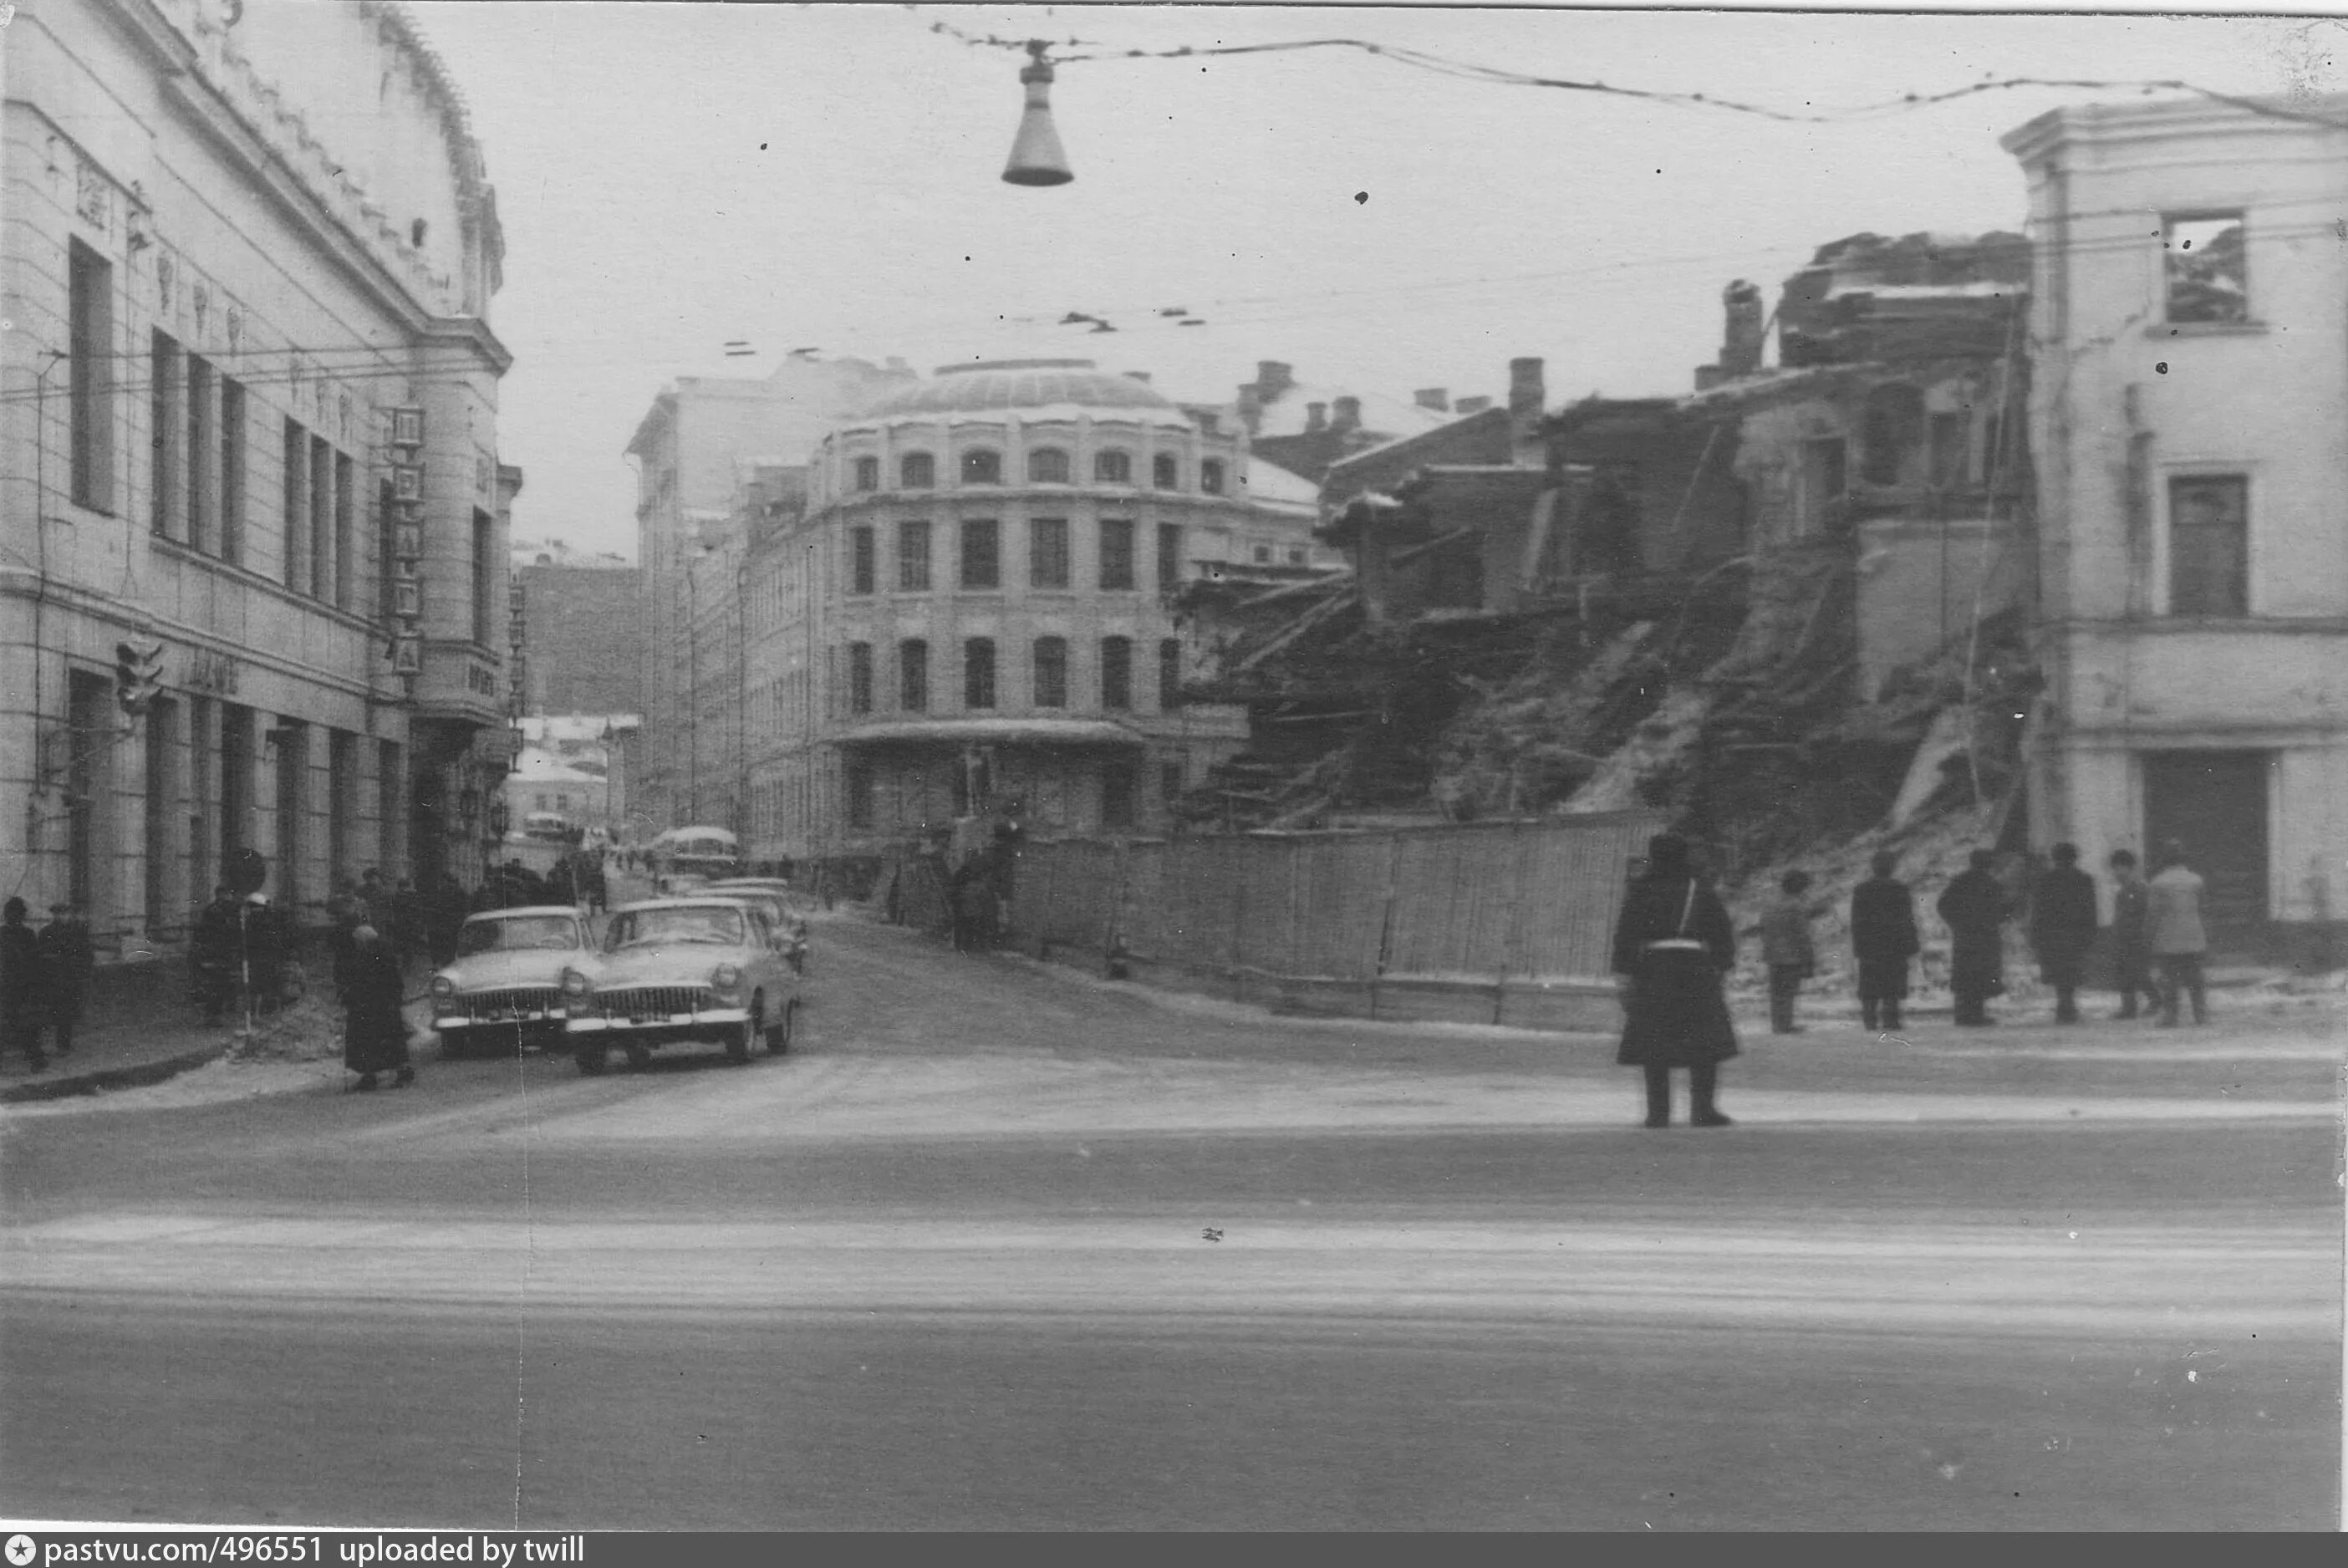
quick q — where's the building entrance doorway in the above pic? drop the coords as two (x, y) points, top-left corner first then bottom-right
(2142, 750), (2270, 947)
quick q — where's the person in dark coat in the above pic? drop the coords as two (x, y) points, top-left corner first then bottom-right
(339, 924), (413, 1091)
(1759, 869), (1816, 1035)
(1937, 849), (2009, 1026)
(1611, 832), (1739, 1128)
(326, 879), (364, 1002)
(1849, 851), (1920, 1033)
(36, 902), (95, 1057)
(430, 874), (470, 966)
(239, 893), (284, 1018)
(1, 897), (51, 1074)
(391, 879), (426, 970)
(191, 884), (242, 1025)
(2104, 849), (2158, 1020)
(2029, 842), (2100, 1025)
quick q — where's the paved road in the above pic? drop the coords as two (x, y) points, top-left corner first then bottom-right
(3, 919), (2338, 1530)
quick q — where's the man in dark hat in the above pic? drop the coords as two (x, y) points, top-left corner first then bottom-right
(1937, 849), (2009, 1026)
(2029, 843), (2100, 1025)
(1850, 850), (1920, 1034)
(36, 900), (95, 1057)
(1, 897), (50, 1074)
(191, 883), (243, 1025)
(1610, 832), (1739, 1128)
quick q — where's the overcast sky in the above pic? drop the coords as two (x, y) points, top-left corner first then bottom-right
(400, 3), (2342, 560)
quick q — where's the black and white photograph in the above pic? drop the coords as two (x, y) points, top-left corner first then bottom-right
(1, 0), (2341, 1534)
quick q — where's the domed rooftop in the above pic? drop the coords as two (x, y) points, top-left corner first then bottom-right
(855, 359), (1185, 421)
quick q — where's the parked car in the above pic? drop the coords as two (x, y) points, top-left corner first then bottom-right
(705, 878), (810, 973)
(561, 898), (800, 1074)
(429, 905), (599, 1057)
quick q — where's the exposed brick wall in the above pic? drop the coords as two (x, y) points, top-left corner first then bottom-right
(519, 565), (643, 715)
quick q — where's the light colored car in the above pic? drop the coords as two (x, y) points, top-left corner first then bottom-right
(429, 906), (599, 1056)
(561, 897), (800, 1074)
(705, 878), (810, 974)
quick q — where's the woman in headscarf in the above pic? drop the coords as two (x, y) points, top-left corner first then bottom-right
(340, 923), (414, 1092)
(1610, 832), (1739, 1128)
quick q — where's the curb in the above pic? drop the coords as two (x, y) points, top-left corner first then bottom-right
(0, 1037), (237, 1105)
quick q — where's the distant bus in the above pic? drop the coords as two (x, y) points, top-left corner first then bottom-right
(521, 811), (573, 842)
(651, 826), (741, 888)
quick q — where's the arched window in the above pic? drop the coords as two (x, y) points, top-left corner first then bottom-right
(899, 451), (935, 489)
(961, 448), (1002, 485)
(1199, 458), (1226, 495)
(1093, 449), (1133, 484)
(1152, 452), (1179, 490)
(853, 456), (880, 491)
(1032, 637), (1068, 708)
(1027, 447), (1071, 484)
(964, 638), (997, 709)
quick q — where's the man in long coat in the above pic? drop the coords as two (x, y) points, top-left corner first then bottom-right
(191, 884), (243, 1025)
(1, 897), (50, 1074)
(340, 924), (413, 1091)
(36, 902), (95, 1056)
(2105, 849), (2158, 1020)
(1849, 850), (1920, 1033)
(2029, 843), (2100, 1025)
(1611, 832), (1739, 1128)
(1937, 849), (2009, 1026)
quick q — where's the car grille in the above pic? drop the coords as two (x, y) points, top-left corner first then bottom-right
(451, 987), (563, 1021)
(595, 985), (717, 1020)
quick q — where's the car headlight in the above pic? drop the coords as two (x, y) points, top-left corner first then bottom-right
(430, 975), (456, 1000)
(711, 963), (741, 990)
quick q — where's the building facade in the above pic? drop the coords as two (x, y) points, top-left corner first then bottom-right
(1, 0), (512, 948)
(623, 355), (914, 834)
(2004, 94), (2348, 956)
(512, 549), (640, 718)
(743, 358), (1342, 863)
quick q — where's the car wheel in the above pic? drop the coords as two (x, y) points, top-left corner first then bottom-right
(624, 1042), (653, 1072)
(770, 996), (795, 1056)
(575, 1044), (609, 1076)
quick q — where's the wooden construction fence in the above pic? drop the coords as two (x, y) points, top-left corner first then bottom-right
(1005, 812), (1668, 1031)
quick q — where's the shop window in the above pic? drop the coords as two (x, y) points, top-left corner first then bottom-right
(899, 451), (935, 488)
(960, 519), (1000, 589)
(2168, 475), (2249, 618)
(1032, 637), (1068, 708)
(1030, 517), (1070, 589)
(1098, 520), (1136, 590)
(2164, 212), (2248, 325)
(1027, 447), (1071, 484)
(960, 448), (1002, 485)
(1095, 449), (1132, 484)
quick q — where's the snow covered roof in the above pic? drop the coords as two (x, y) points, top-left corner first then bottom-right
(1248, 381), (1454, 441)
(1241, 457), (1321, 512)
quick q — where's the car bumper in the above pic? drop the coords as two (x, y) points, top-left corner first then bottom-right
(567, 1007), (750, 1036)
(435, 1014), (566, 1032)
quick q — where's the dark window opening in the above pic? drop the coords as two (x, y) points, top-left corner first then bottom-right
(218, 377), (246, 565)
(897, 519), (930, 590)
(186, 356), (216, 552)
(1030, 517), (1071, 589)
(471, 507), (496, 647)
(899, 451), (935, 488)
(2165, 212), (2248, 325)
(1027, 447), (1070, 484)
(1199, 458), (1226, 495)
(849, 526), (876, 595)
(1102, 763), (1137, 829)
(1032, 637), (1068, 708)
(964, 638), (996, 710)
(1098, 519), (1136, 590)
(151, 333), (183, 538)
(2169, 474), (2249, 618)
(1928, 411), (1971, 489)
(1152, 452), (1179, 490)
(1156, 523), (1184, 593)
(283, 421), (308, 588)
(960, 448), (1001, 485)
(69, 240), (114, 512)
(1159, 639), (1183, 709)
(899, 639), (929, 710)
(846, 761), (875, 828)
(1101, 636), (1132, 710)
(1859, 384), (1924, 487)
(853, 456), (880, 491)
(960, 519), (1000, 589)
(848, 642), (873, 714)
(1095, 449), (1132, 484)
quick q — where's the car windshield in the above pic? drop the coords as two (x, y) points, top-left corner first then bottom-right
(457, 915), (581, 956)
(606, 906), (745, 949)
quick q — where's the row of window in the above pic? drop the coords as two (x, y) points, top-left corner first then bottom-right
(848, 519), (1185, 595)
(844, 757), (1169, 832)
(843, 636), (1184, 715)
(849, 449), (1225, 494)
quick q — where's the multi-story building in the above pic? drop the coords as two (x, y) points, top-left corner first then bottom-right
(623, 355), (914, 834)
(510, 542), (639, 718)
(1, 0), (512, 947)
(745, 358), (1347, 863)
(2004, 93), (2348, 958)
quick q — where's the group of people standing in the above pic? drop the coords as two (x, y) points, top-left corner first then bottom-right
(1615, 832), (2218, 1128)
(0, 897), (96, 1075)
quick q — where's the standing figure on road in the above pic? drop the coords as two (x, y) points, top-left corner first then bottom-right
(2029, 843), (2100, 1025)
(191, 884), (243, 1026)
(2147, 841), (2210, 1026)
(36, 902), (95, 1058)
(326, 878), (364, 1002)
(1611, 832), (1739, 1128)
(1, 897), (51, 1075)
(1760, 870), (1816, 1035)
(430, 873), (469, 966)
(339, 924), (413, 1092)
(1850, 851), (1920, 1034)
(1936, 849), (2009, 1026)
(2105, 850), (2158, 1020)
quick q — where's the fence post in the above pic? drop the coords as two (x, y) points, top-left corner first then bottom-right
(1369, 831), (1403, 1020)
(1493, 821), (1525, 1025)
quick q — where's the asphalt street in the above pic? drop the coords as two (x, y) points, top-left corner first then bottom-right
(2, 914), (2340, 1530)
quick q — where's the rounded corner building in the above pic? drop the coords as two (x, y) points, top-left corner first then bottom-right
(741, 359), (1317, 861)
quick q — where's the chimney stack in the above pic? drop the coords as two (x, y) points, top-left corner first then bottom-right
(1331, 396), (1362, 435)
(1255, 360), (1295, 400)
(1508, 358), (1546, 418)
(1720, 280), (1765, 377)
(1236, 384), (1263, 433)
(1305, 401), (1328, 434)
(1413, 388), (1450, 412)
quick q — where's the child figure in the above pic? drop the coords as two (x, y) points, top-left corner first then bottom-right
(1760, 869), (1817, 1035)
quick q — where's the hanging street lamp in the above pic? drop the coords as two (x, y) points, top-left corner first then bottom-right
(1001, 39), (1073, 186)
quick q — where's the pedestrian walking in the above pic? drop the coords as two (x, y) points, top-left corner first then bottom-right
(2147, 841), (2210, 1026)
(1936, 849), (2009, 1026)
(36, 901), (95, 1057)
(1610, 832), (1739, 1128)
(2029, 843), (2100, 1025)
(391, 879), (426, 971)
(240, 893), (285, 1018)
(1850, 851), (1920, 1033)
(191, 883), (242, 1025)
(2105, 849), (2159, 1020)
(1760, 869), (1816, 1034)
(1, 896), (51, 1074)
(339, 924), (414, 1092)
(326, 878), (364, 1002)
